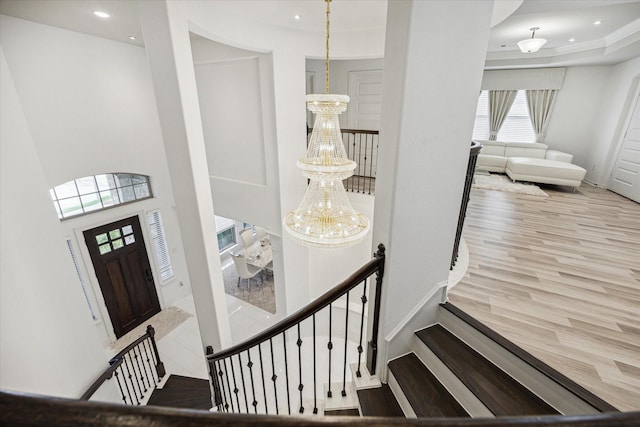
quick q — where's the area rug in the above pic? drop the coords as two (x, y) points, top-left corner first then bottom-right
(472, 173), (548, 197)
(110, 306), (192, 352)
(223, 265), (276, 314)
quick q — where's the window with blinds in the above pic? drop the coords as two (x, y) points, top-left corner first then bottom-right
(472, 90), (536, 143)
(66, 239), (97, 320)
(147, 210), (174, 283)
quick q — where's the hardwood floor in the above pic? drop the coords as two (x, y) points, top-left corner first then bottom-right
(448, 182), (640, 412)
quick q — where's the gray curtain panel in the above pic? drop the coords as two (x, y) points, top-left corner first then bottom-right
(526, 89), (557, 143)
(488, 90), (517, 141)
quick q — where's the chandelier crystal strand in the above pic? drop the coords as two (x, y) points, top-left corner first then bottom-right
(283, 0), (370, 248)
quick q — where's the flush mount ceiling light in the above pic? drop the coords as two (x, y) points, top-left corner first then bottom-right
(517, 27), (547, 53)
(93, 10), (110, 18)
(283, 0), (369, 248)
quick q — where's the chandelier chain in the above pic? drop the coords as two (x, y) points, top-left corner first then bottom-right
(325, 0), (331, 94)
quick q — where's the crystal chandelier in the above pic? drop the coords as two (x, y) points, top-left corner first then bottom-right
(283, 0), (369, 248)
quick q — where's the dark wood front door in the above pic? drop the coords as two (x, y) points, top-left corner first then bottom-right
(84, 216), (161, 338)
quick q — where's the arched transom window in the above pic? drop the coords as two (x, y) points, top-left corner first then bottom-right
(50, 173), (152, 219)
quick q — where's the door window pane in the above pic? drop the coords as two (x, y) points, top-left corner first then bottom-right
(122, 225), (133, 235)
(96, 233), (109, 245)
(99, 244), (112, 255)
(109, 229), (121, 240)
(125, 234), (135, 245)
(112, 239), (124, 250)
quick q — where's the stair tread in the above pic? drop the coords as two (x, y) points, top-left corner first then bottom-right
(357, 384), (404, 417)
(416, 324), (559, 416)
(388, 353), (469, 418)
(147, 375), (211, 410)
(325, 408), (360, 416)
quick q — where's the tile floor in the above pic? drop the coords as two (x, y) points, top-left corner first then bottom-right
(155, 272), (279, 381)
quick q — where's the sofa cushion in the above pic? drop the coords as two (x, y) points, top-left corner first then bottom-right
(506, 157), (586, 180)
(545, 150), (573, 163)
(477, 154), (508, 169)
(475, 140), (506, 156)
(504, 142), (548, 159)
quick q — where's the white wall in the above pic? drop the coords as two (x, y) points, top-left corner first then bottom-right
(1, 46), (106, 397)
(191, 37), (281, 234)
(0, 15), (192, 344)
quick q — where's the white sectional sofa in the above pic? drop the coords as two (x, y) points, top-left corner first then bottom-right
(475, 140), (587, 189)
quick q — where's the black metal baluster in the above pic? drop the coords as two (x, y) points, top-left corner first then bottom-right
(357, 134), (363, 192)
(282, 331), (291, 415)
(120, 356), (139, 405)
(363, 134), (369, 193)
(247, 349), (258, 413)
(296, 323), (304, 413)
(327, 303), (333, 398)
(368, 134), (375, 194)
(312, 314), (318, 414)
(230, 354), (241, 412)
(238, 352), (249, 413)
(113, 368), (128, 405)
(223, 358), (235, 412)
(216, 360), (230, 412)
(132, 346), (147, 394)
(124, 353), (143, 404)
(135, 345), (151, 392)
(142, 340), (157, 384)
(357, 279), (368, 377)
(258, 343), (268, 414)
(342, 292), (350, 397)
(269, 338), (279, 415)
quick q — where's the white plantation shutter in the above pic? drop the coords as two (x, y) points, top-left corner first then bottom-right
(66, 239), (97, 320)
(497, 90), (536, 142)
(472, 91), (490, 140)
(147, 210), (174, 283)
(472, 90), (536, 143)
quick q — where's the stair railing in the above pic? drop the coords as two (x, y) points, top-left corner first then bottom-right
(450, 141), (482, 269)
(81, 325), (165, 405)
(307, 127), (380, 195)
(207, 244), (386, 415)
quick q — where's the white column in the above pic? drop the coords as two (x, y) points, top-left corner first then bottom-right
(371, 0), (494, 374)
(271, 48), (311, 314)
(137, 0), (231, 350)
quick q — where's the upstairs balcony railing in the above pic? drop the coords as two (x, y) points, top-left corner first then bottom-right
(207, 244), (386, 415)
(307, 127), (380, 195)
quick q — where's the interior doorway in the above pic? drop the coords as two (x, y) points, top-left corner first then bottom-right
(84, 215), (161, 338)
(608, 92), (640, 203)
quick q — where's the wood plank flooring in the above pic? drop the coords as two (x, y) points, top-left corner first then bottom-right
(448, 182), (640, 412)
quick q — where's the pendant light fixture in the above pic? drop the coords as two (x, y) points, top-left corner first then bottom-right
(517, 27), (547, 53)
(283, 0), (370, 248)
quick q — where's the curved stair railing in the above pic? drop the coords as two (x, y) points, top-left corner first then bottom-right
(207, 244), (386, 415)
(81, 325), (165, 405)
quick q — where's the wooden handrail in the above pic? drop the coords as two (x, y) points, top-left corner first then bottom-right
(208, 245), (385, 362)
(3, 389), (639, 426)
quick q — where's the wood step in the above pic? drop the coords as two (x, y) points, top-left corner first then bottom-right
(357, 384), (405, 417)
(324, 408), (360, 416)
(416, 324), (559, 416)
(147, 375), (211, 410)
(388, 353), (469, 418)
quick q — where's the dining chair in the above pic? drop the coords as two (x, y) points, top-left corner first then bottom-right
(254, 226), (268, 241)
(239, 228), (254, 248)
(230, 252), (262, 289)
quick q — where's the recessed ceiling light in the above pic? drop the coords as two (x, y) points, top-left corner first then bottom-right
(94, 11), (110, 19)
(594, 20), (603, 25)
(128, 36), (137, 40)
(569, 38), (575, 42)
(294, 14), (301, 20)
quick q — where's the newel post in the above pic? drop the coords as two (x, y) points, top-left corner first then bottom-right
(206, 346), (223, 408)
(146, 325), (166, 378)
(366, 243), (385, 375)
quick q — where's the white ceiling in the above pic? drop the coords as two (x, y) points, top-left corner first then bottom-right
(1, 0), (639, 68)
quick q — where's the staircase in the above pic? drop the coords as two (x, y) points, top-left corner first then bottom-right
(380, 302), (617, 419)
